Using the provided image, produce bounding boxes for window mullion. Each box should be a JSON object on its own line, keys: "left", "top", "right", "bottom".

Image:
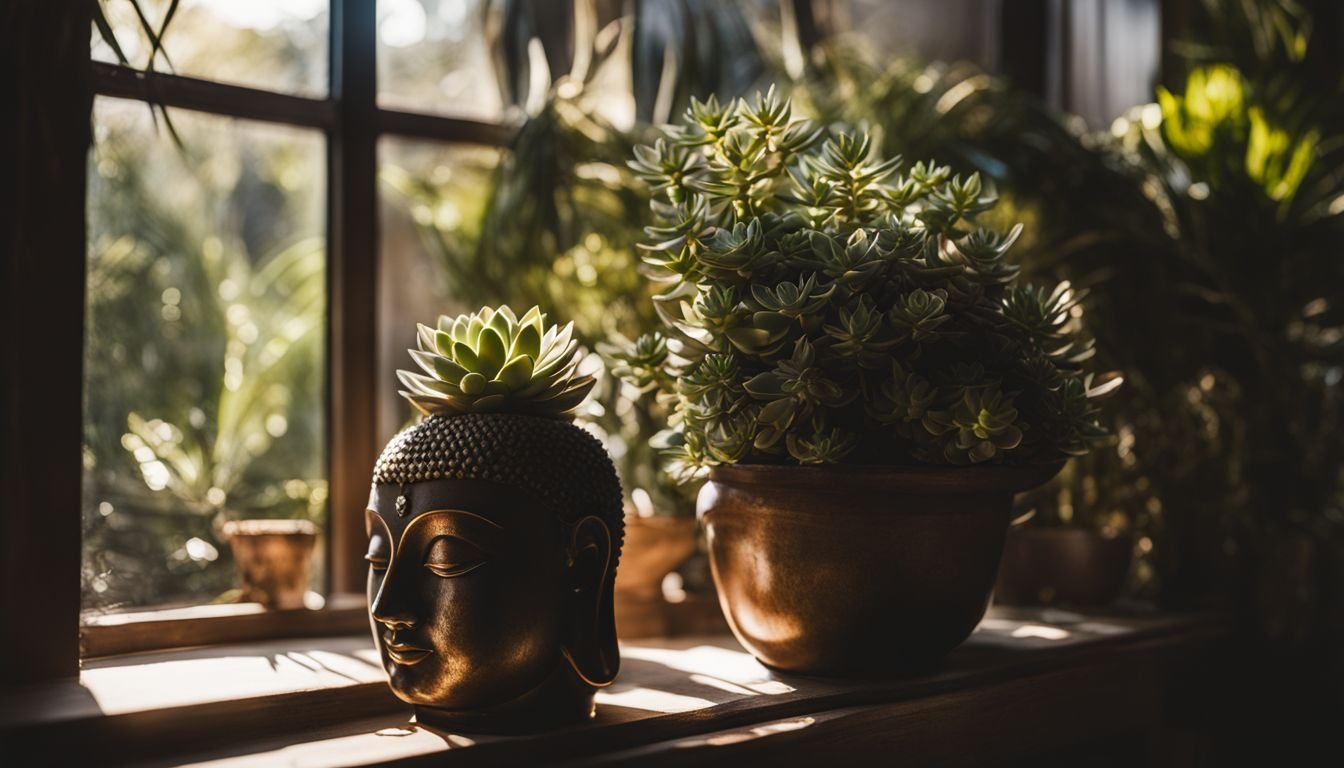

{"left": 90, "top": 62, "right": 336, "bottom": 130}
{"left": 327, "top": 0, "right": 380, "bottom": 597}
{"left": 376, "top": 107, "right": 515, "bottom": 146}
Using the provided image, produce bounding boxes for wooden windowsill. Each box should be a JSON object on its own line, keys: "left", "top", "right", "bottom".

{"left": 1, "top": 607, "right": 1226, "bottom": 766}
{"left": 79, "top": 593, "right": 370, "bottom": 658}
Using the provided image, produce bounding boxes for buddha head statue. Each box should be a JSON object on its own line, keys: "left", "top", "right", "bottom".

{"left": 367, "top": 306, "right": 624, "bottom": 732}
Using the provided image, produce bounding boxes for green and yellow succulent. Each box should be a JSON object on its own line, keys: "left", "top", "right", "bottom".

{"left": 398, "top": 305, "right": 594, "bottom": 419}
{"left": 611, "top": 89, "right": 1116, "bottom": 474}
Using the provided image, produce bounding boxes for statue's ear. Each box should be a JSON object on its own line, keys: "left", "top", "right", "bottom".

{"left": 563, "top": 515, "right": 619, "bottom": 687}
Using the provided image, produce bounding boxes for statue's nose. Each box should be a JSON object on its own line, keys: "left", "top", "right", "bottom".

{"left": 370, "top": 574, "right": 418, "bottom": 630}
{"left": 373, "top": 611, "right": 417, "bottom": 631}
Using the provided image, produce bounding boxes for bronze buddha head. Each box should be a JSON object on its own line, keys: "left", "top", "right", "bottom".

{"left": 366, "top": 412, "right": 624, "bottom": 731}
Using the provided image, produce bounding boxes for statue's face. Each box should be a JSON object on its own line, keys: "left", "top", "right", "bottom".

{"left": 365, "top": 479, "right": 571, "bottom": 710}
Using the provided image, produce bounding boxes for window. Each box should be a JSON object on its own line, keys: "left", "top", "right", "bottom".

{"left": 91, "top": 0, "right": 330, "bottom": 96}
{"left": 83, "top": 99, "right": 327, "bottom": 612}
{"left": 377, "top": 0, "right": 504, "bottom": 121}
{"left": 70, "top": 0, "right": 513, "bottom": 651}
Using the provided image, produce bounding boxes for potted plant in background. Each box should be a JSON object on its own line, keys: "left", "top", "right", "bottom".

{"left": 614, "top": 89, "right": 1117, "bottom": 675}
{"left": 995, "top": 455, "right": 1136, "bottom": 608}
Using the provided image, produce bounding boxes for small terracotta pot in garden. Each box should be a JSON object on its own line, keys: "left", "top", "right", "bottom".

{"left": 699, "top": 462, "right": 1063, "bottom": 677}
{"left": 221, "top": 519, "right": 318, "bottom": 610}
{"left": 995, "top": 527, "right": 1134, "bottom": 608}
{"left": 614, "top": 512, "right": 698, "bottom": 639}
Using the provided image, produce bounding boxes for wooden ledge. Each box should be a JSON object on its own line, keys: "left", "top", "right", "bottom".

{"left": 0, "top": 608, "right": 1225, "bottom": 766}
{"left": 0, "top": 635, "right": 398, "bottom": 765}
{"left": 80, "top": 594, "right": 369, "bottom": 657}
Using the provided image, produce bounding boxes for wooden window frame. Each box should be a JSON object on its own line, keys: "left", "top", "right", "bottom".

{"left": 2, "top": 0, "right": 515, "bottom": 681}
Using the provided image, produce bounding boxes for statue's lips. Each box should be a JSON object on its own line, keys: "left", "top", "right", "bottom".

{"left": 385, "top": 639, "right": 434, "bottom": 666}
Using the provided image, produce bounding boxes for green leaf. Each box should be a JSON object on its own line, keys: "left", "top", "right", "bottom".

{"left": 432, "top": 356, "right": 468, "bottom": 384}
{"left": 467, "top": 315, "right": 486, "bottom": 345}
{"left": 434, "top": 330, "right": 454, "bottom": 357}
{"left": 512, "top": 322, "right": 542, "bottom": 360}
{"left": 476, "top": 327, "right": 508, "bottom": 377}
{"left": 469, "top": 394, "right": 508, "bottom": 412}
{"left": 487, "top": 307, "right": 513, "bottom": 340}
{"left": 496, "top": 354, "right": 534, "bottom": 389}
{"left": 452, "top": 341, "right": 479, "bottom": 371}
{"left": 417, "top": 323, "right": 438, "bottom": 352}
{"left": 460, "top": 372, "right": 488, "bottom": 395}
{"left": 757, "top": 397, "right": 796, "bottom": 427}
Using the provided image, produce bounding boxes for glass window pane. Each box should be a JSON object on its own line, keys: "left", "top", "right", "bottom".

{"left": 849, "top": 0, "right": 1000, "bottom": 73}
{"left": 377, "top": 0, "right": 504, "bottom": 120}
{"left": 92, "top": 0, "right": 328, "bottom": 97}
{"left": 83, "top": 97, "right": 327, "bottom": 614}
{"left": 377, "top": 137, "right": 502, "bottom": 443}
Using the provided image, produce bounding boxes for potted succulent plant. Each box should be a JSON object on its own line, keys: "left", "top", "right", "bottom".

{"left": 371, "top": 305, "right": 625, "bottom": 731}
{"left": 611, "top": 90, "right": 1116, "bottom": 675}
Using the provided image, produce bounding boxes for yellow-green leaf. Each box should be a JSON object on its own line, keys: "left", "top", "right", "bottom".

{"left": 432, "top": 356, "right": 468, "bottom": 383}
{"left": 496, "top": 354, "right": 534, "bottom": 389}
{"left": 477, "top": 328, "right": 508, "bottom": 377}
{"left": 511, "top": 323, "right": 541, "bottom": 360}
{"left": 453, "top": 341, "right": 479, "bottom": 371}
{"left": 434, "top": 330, "right": 454, "bottom": 357}
{"left": 460, "top": 372, "right": 487, "bottom": 395}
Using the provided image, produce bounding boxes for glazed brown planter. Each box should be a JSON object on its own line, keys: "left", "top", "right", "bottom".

{"left": 614, "top": 512, "right": 699, "bottom": 639}
{"left": 996, "top": 528, "right": 1133, "bottom": 608}
{"left": 699, "top": 462, "right": 1062, "bottom": 676}
{"left": 222, "top": 519, "right": 318, "bottom": 610}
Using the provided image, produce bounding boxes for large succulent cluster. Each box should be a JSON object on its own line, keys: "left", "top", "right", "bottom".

{"left": 607, "top": 89, "right": 1115, "bottom": 474}
{"left": 399, "top": 305, "right": 594, "bottom": 419}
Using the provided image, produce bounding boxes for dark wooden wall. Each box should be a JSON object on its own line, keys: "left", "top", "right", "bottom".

{"left": 1, "top": 1, "right": 91, "bottom": 684}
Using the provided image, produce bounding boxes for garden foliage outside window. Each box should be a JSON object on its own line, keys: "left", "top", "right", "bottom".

{"left": 82, "top": 0, "right": 504, "bottom": 618}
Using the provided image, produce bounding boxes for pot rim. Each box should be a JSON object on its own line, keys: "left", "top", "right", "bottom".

{"left": 221, "top": 519, "right": 319, "bottom": 538}
{"left": 1007, "top": 526, "right": 1135, "bottom": 543}
{"left": 707, "top": 461, "right": 1064, "bottom": 494}
{"left": 622, "top": 511, "right": 699, "bottom": 532}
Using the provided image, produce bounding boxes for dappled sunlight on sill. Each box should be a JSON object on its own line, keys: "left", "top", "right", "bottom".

{"left": 619, "top": 644, "right": 794, "bottom": 694}
{"left": 972, "top": 607, "right": 1145, "bottom": 648}
{"left": 179, "top": 724, "right": 461, "bottom": 767}
{"left": 80, "top": 638, "right": 385, "bottom": 715}
{"left": 596, "top": 686, "right": 717, "bottom": 714}
{"left": 678, "top": 716, "right": 817, "bottom": 748}
{"left": 1011, "top": 625, "right": 1071, "bottom": 641}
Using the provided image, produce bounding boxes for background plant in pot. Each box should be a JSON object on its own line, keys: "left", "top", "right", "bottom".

{"left": 613, "top": 89, "right": 1118, "bottom": 675}
{"left": 995, "top": 453, "right": 1138, "bottom": 609}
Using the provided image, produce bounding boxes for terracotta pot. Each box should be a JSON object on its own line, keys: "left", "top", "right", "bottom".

{"left": 222, "top": 519, "right": 318, "bottom": 610}
{"left": 996, "top": 527, "right": 1133, "bottom": 608}
{"left": 614, "top": 513, "right": 699, "bottom": 639}
{"left": 698, "top": 462, "right": 1062, "bottom": 676}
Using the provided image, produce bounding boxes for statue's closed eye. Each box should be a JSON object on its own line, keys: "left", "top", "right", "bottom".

{"left": 424, "top": 536, "right": 489, "bottom": 578}
{"left": 365, "top": 531, "right": 391, "bottom": 572}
